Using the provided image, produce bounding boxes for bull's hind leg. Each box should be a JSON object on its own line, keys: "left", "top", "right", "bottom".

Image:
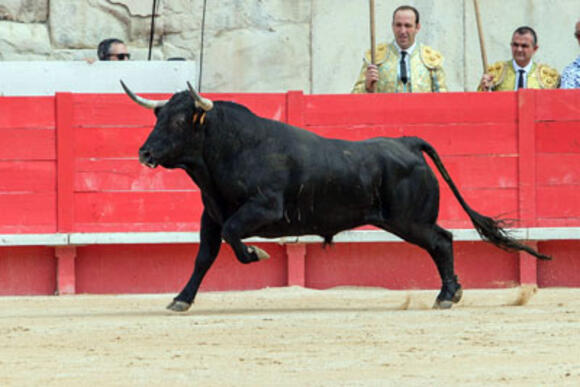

{"left": 427, "top": 225, "right": 463, "bottom": 309}
{"left": 380, "top": 223, "right": 462, "bottom": 309}
{"left": 222, "top": 195, "right": 283, "bottom": 264}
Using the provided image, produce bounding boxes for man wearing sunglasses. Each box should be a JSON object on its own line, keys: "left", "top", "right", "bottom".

{"left": 97, "top": 38, "right": 131, "bottom": 61}
{"left": 478, "top": 26, "right": 559, "bottom": 91}
{"left": 561, "top": 20, "right": 580, "bottom": 89}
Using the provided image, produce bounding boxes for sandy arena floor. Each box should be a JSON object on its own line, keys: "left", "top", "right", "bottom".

{"left": 0, "top": 286, "right": 579, "bottom": 386}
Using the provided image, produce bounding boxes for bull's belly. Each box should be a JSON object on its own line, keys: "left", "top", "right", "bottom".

{"left": 249, "top": 207, "right": 380, "bottom": 239}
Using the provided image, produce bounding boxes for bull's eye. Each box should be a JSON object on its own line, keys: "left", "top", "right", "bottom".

{"left": 173, "top": 117, "right": 187, "bottom": 128}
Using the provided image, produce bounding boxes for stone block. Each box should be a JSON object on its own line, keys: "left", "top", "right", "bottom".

{"left": 0, "top": 0, "right": 48, "bottom": 23}
{"left": 0, "top": 21, "right": 51, "bottom": 60}
{"left": 202, "top": 23, "right": 310, "bottom": 92}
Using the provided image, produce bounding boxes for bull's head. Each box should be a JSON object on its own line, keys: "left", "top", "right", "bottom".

{"left": 120, "top": 81, "right": 213, "bottom": 169}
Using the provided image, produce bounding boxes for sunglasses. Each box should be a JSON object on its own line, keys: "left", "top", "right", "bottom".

{"left": 106, "top": 53, "right": 131, "bottom": 60}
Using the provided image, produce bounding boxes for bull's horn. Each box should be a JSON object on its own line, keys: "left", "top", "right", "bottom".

{"left": 187, "top": 81, "right": 213, "bottom": 111}
{"left": 120, "top": 80, "right": 168, "bottom": 109}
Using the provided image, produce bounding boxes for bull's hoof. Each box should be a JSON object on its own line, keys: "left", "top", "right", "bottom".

{"left": 249, "top": 245, "right": 270, "bottom": 261}
{"left": 433, "top": 299, "right": 454, "bottom": 309}
{"left": 166, "top": 300, "right": 192, "bottom": 312}
{"left": 433, "top": 286, "right": 463, "bottom": 310}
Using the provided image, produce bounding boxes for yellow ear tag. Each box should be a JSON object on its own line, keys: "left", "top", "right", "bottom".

{"left": 192, "top": 112, "right": 199, "bottom": 124}
{"left": 200, "top": 113, "right": 206, "bottom": 125}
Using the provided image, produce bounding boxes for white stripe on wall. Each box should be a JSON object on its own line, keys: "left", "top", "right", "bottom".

{"left": 1, "top": 227, "right": 579, "bottom": 246}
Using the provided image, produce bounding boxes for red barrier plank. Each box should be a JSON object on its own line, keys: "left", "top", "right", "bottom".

{"left": 0, "top": 247, "right": 56, "bottom": 295}
{"left": 0, "top": 128, "right": 55, "bottom": 160}
{"left": 305, "top": 123, "right": 517, "bottom": 155}
{"left": 536, "top": 186, "right": 580, "bottom": 218}
{"left": 454, "top": 242, "right": 518, "bottom": 288}
{"left": 405, "top": 123, "right": 517, "bottom": 155}
{"left": 206, "top": 93, "right": 287, "bottom": 121}
{"left": 73, "top": 191, "right": 203, "bottom": 232}
{"left": 538, "top": 241, "right": 580, "bottom": 286}
{"left": 0, "top": 161, "right": 55, "bottom": 192}
{"left": 537, "top": 154, "right": 580, "bottom": 186}
{"left": 72, "top": 93, "right": 286, "bottom": 127}
{"left": 0, "top": 193, "right": 56, "bottom": 232}
{"left": 75, "top": 159, "right": 195, "bottom": 192}
{"left": 305, "top": 242, "right": 441, "bottom": 289}
{"left": 0, "top": 97, "right": 55, "bottom": 129}
{"left": 438, "top": 188, "right": 518, "bottom": 223}
{"left": 304, "top": 92, "right": 517, "bottom": 126}
{"left": 535, "top": 121, "right": 580, "bottom": 153}
{"left": 72, "top": 94, "right": 161, "bottom": 127}
{"left": 75, "top": 243, "right": 287, "bottom": 294}
{"left": 304, "top": 241, "right": 518, "bottom": 289}
{"left": 535, "top": 89, "right": 580, "bottom": 122}
{"left": 75, "top": 126, "right": 152, "bottom": 158}
{"left": 438, "top": 156, "right": 517, "bottom": 189}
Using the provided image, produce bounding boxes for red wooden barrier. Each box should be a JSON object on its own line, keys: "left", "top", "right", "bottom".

{"left": 1, "top": 90, "right": 579, "bottom": 295}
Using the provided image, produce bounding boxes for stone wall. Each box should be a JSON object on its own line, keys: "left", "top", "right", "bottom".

{"left": 1, "top": 0, "right": 579, "bottom": 92}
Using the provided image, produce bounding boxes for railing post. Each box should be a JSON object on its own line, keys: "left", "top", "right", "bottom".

{"left": 55, "top": 92, "right": 76, "bottom": 294}
{"left": 286, "top": 243, "right": 307, "bottom": 287}
{"left": 56, "top": 92, "right": 75, "bottom": 233}
{"left": 55, "top": 246, "right": 77, "bottom": 294}
{"left": 285, "top": 91, "right": 307, "bottom": 286}
{"left": 517, "top": 89, "right": 538, "bottom": 285}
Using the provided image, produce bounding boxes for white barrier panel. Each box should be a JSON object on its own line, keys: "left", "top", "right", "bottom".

{"left": 1, "top": 228, "right": 579, "bottom": 246}
{"left": 0, "top": 61, "right": 197, "bottom": 96}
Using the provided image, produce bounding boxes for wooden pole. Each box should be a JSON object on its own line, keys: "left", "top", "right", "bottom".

{"left": 369, "top": 0, "right": 376, "bottom": 65}
{"left": 473, "top": 0, "right": 488, "bottom": 72}
{"left": 368, "top": 0, "right": 376, "bottom": 93}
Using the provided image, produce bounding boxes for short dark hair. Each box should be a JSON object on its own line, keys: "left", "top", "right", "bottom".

{"left": 392, "top": 5, "right": 420, "bottom": 25}
{"left": 513, "top": 26, "right": 537, "bottom": 46}
{"left": 97, "top": 38, "right": 125, "bottom": 61}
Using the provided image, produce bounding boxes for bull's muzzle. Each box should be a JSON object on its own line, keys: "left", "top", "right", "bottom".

{"left": 139, "top": 148, "right": 158, "bottom": 168}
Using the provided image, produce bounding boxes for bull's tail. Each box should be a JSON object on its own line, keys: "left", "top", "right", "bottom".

{"left": 415, "top": 138, "right": 551, "bottom": 260}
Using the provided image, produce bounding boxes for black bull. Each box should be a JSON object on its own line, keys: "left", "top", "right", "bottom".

{"left": 121, "top": 81, "right": 550, "bottom": 312}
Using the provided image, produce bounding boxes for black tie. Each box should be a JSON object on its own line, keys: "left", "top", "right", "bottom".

{"left": 517, "top": 69, "right": 525, "bottom": 89}
{"left": 400, "top": 51, "right": 408, "bottom": 85}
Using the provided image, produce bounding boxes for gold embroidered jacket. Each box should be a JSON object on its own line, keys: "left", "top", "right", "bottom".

{"left": 477, "top": 61, "right": 560, "bottom": 91}
{"left": 352, "top": 42, "right": 447, "bottom": 93}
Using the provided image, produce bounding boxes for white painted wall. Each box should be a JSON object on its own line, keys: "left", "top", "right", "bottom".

{"left": 0, "top": 61, "right": 196, "bottom": 96}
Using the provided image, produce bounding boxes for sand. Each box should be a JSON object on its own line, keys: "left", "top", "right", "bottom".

{"left": 1, "top": 286, "right": 579, "bottom": 386}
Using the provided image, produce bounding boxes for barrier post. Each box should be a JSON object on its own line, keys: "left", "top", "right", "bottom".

{"left": 55, "top": 246, "right": 76, "bottom": 294}
{"left": 286, "top": 244, "right": 307, "bottom": 287}
{"left": 56, "top": 92, "right": 75, "bottom": 233}
{"left": 55, "top": 93, "right": 76, "bottom": 293}
{"left": 517, "top": 89, "right": 538, "bottom": 284}
{"left": 285, "top": 91, "right": 307, "bottom": 286}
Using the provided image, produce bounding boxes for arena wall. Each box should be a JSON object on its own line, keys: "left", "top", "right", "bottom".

{"left": 1, "top": 89, "right": 580, "bottom": 295}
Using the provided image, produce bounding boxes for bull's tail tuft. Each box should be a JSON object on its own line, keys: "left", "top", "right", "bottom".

{"left": 413, "top": 137, "right": 552, "bottom": 261}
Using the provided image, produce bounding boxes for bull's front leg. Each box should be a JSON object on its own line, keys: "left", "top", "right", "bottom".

{"left": 222, "top": 195, "right": 283, "bottom": 264}
{"left": 167, "top": 210, "right": 222, "bottom": 312}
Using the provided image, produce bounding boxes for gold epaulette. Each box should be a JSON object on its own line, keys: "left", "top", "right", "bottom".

{"left": 364, "top": 43, "right": 388, "bottom": 64}
{"left": 537, "top": 64, "right": 560, "bottom": 89}
{"left": 420, "top": 45, "right": 444, "bottom": 69}
{"left": 486, "top": 61, "right": 507, "bottom": 87}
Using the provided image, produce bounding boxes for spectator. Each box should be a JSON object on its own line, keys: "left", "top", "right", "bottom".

{"left": 352, "top": 5, "right": 447, "bottom": 93}
{"left": 561, "top": 20, "right": 580, "bottom": 89}
{"left": 97, "top": 38, "right": 131, "bottom": 61}
{"left": 478, "top": 26, "right": 559, "bottom": 91}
